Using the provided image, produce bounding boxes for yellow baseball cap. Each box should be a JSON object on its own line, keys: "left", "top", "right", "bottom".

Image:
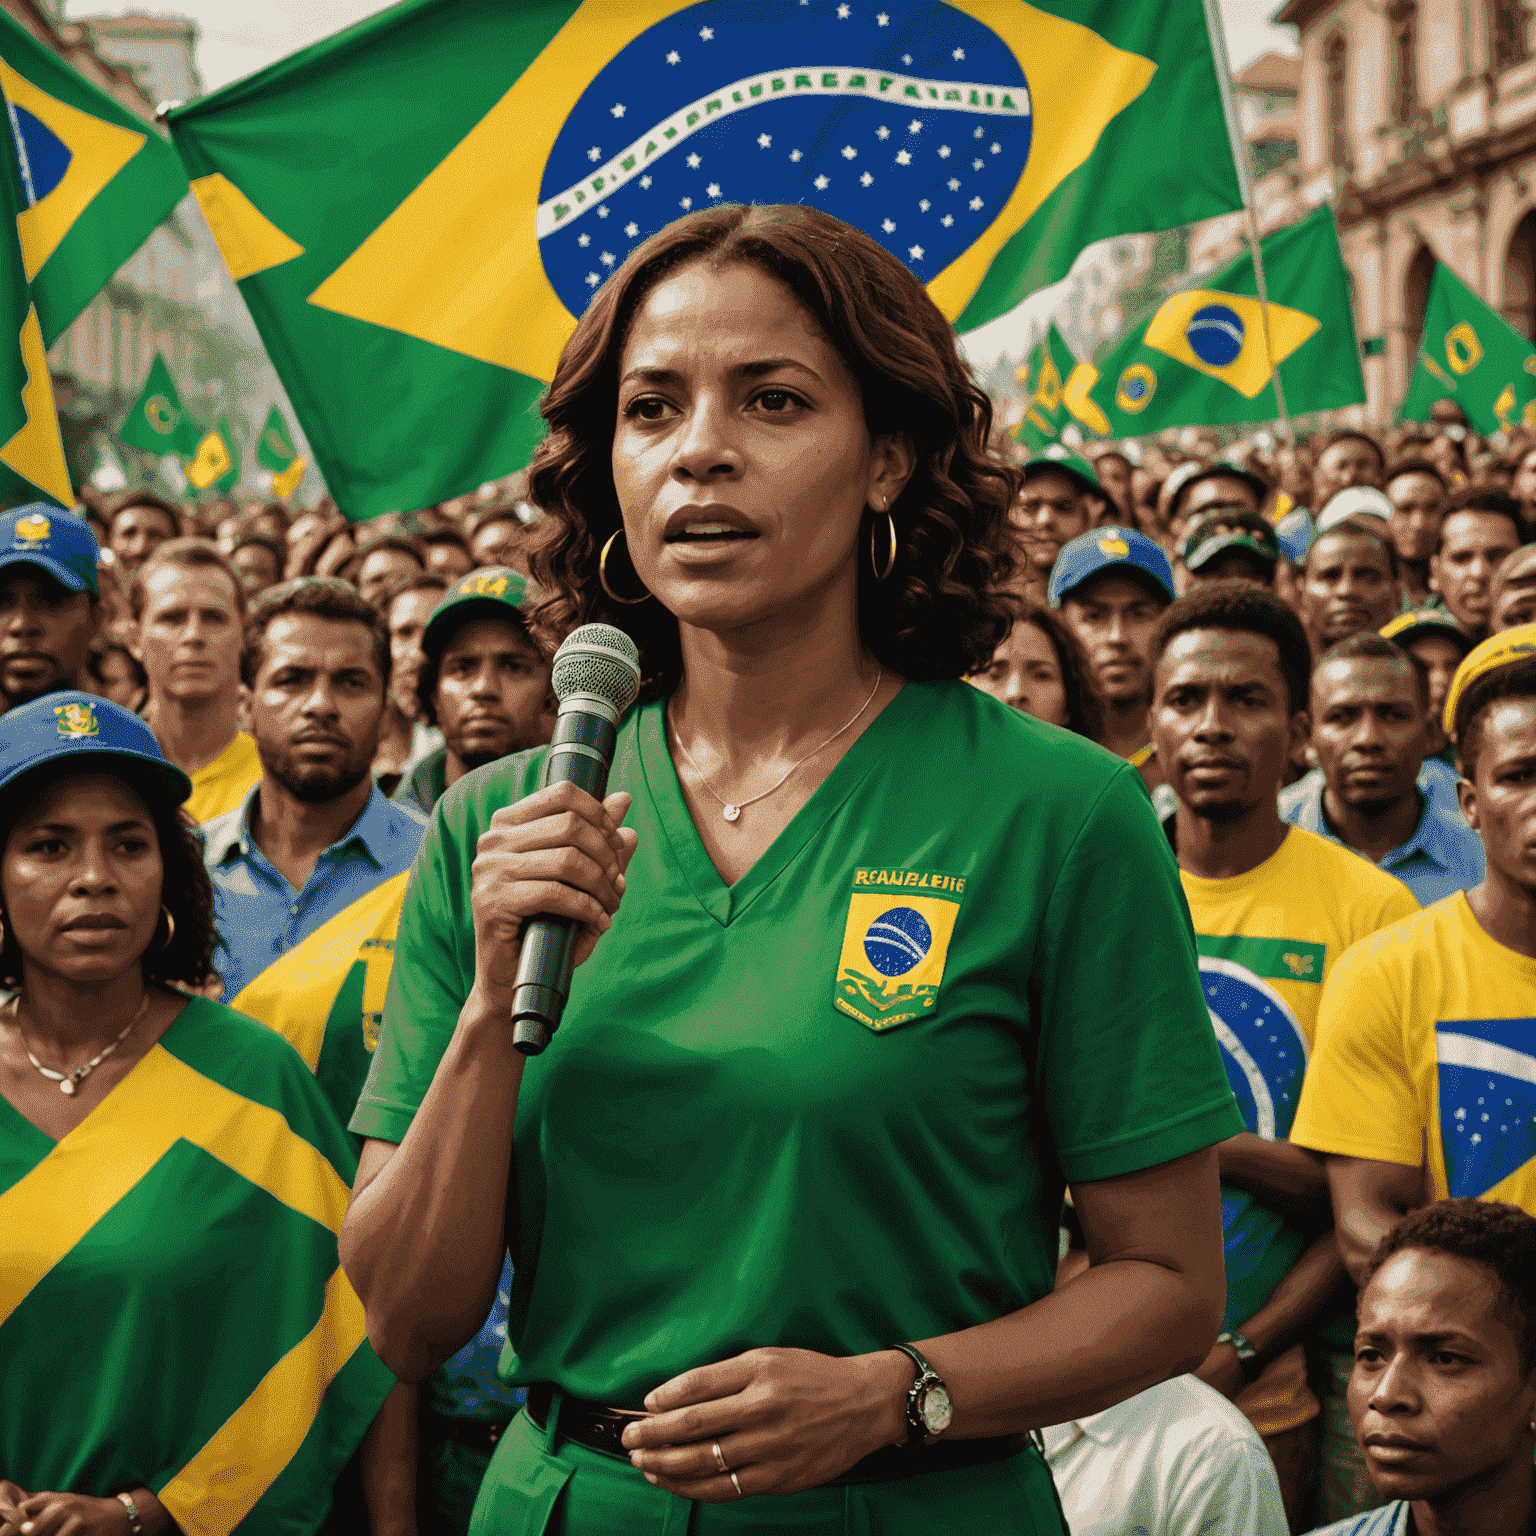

{"left": 1442, "top": 623, "right": 1536, "bottom": 740}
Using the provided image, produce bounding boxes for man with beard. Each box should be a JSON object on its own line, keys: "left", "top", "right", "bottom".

{"left": 202, "top": 577, "right": 426, "bottom": 1128}
{"left": 0, "top": 506, "right": 101, "bottom": 716}
{"left": 1148, "top": 584, "right": 1418, "bottom": 1528}
{"left": 393, "top": 567, "right": 554, "bottom": 817}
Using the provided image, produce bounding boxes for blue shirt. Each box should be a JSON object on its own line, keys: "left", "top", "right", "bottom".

{"left": 203, "top": 783, "right": 426, "bottom": 1003}
{"left": 1305, "top": 1502, "right": 1408, "bottom": 1536}
{"left": 427, "top": 1256, "right": 526, "bottom": 1423}
{"left": 1277, "top": 763, "right": 1485, "bottom": 907}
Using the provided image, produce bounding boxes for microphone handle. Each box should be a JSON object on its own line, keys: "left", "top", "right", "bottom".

{"left": 510, "top": 704, "right": 619, "bottom": 1055}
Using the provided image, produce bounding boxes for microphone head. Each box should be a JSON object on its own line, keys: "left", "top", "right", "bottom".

{"left": 551, "top": 623, "right": 641, "bottom": 713}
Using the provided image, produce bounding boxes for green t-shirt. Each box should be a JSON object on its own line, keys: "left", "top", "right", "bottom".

{"left": 353, "top": 679, "right": 1241, "bottom": 1406}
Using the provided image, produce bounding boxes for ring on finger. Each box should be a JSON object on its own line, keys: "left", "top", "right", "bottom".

{"left": 712, "top": 1442, "right": 729, "bottom": 1474}
{"left": 730, "top": 1471, "right": 743, "bottom": 1499}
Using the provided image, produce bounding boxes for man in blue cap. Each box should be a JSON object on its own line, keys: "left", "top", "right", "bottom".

{"left": 1049, "top": 524, "right": 1177, "bottom": 808}
{"left": 0, "top": 506, "right": 101, "bottom": 717}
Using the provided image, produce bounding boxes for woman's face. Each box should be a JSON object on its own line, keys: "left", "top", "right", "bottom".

{"left": 968, "top": 620, "right": 1068, "bottom": 727}
{"left": 2, "top": 772, "right": 163, "bottom": 985}
{"left": 612, "top": 260, "right": 912, "bottom": 640}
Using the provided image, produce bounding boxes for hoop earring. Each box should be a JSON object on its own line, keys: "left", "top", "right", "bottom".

{"left": 870, "top": 508, "right": 897, "bottom": 583}
{"left": 158, "top": 906, "right": 175, "bottom": 950}
{"left": 599, "top": 530, "right": 653, "bottom": 605}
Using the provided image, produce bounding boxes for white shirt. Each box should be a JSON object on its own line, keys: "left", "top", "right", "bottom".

{"left": 1041, "top": 1374, "right": 1289, "bottom": 1536}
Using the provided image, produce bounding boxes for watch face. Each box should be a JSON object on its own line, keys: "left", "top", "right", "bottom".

{"left": 918, "top": 1382, "right": 953, "bottom": 1434}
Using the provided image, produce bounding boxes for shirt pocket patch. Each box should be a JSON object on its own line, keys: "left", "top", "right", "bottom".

{"left": 833, "top": 870, "right": 964, "bottom": 1032}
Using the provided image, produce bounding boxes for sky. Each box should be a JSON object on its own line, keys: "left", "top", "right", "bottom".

{"left": 65, "top": 0, "right": 1300, "bottom": 95}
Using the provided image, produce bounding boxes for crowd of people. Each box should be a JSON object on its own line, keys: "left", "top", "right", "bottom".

{"left": 2, "top": 317, "right": 1535, "bottom": 1536}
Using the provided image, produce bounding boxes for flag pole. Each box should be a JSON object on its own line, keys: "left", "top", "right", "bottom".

{"left": 1200, "top": 0, "right": 1295, "bottom": 442}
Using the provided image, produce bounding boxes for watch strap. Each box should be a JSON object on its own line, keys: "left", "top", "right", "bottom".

{"left": 1217, "top": 1329, "right": 1264, "bottom": 1383}
{"left": 893, "top": 1343, "right": 938, "bottom": 1446}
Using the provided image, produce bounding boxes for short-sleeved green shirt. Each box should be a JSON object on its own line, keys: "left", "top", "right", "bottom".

{"left": 353, "top": 680, "right": 1241, "bottom": 1406}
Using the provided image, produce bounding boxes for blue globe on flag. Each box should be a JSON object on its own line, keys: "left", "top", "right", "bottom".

{"left": 1200, "top": 958, "right": 1307, "bottom": 1142}
{"left": 1185, "top": 303, "right": 1245, "bottom": 368}
{"left": 864, "top": 906, "right": 933, "bottom": 978}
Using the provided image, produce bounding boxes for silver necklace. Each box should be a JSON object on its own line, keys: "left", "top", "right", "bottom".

{"left": 11, "top": 992, "right": 150, "bottom": 1095}
{"left": 669, "top": 667, "right": 882, "bottom": 822}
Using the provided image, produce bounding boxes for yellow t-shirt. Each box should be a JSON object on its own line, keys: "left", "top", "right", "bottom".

{"left": 184, "top": 731, "right": 263, "bottom": 825}
{"left": 1181, "top": 827, "right": 1418, "bottom": 1333}
{"left": 1292, "top": 894, "right": 1536, "bottom": 1210}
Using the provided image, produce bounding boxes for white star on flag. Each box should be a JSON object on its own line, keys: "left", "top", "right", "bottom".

{"left": 578, "top": 233, "right": 590, "bottom": 246}
{"left": 947, "top": 178, "right": 960, "bottom": 190}
{"left": 941, "top": 214, "right": 953, "bottom": 226}
{"left": 611, "top": 105, "right": 625, "bottom": 118}
{"left": 699, "top": 27, "right": 713, "bottom": 39}
{"left": 687, "top": 153, "right": 702, "bottom": 168}
{"left": 909, "top": 120, "right": 923, "bottom": 133}
{"left": 588, "top": 147, "right": 601, "bottom": 161}
{"left": 969, "top": 196, "right": 983, "bottom": 209}
{"left": 586, "top": 272, "right": 600, "bottom": 286}
{"left": 790, "top": 149, "right": 803, "bottom": 161}
{"left": 909, "top": 245, "right": 924, "bottom": 259}
{"left": 842, "top": 145, "right": 857, "bottom": 159}
{"left": 625, "top": 222, "right": 639, "bottom": 236}
{"left": 938, "top": 146, "right": 951, "bottom": 158}
{"left": 882, "top": 218, "right": 896, "bottom": 232}
{"left": 919, "top": 198, "right": 930, "bottom": 210}
{"left": 814, "top": 174, "right": 829, "bottom": 189}
{"left": 640, "top": 175, "right": 652, "bottom": 187}
{"left": 860, "top": 171, "right": 874, "bottom": 186}
{"left": 667, "top": 50, "right": 680, "bottom": 63}
{"left": 877, "top": 11, "right": 889, "bottom": 23}
{"left": 974, "top": 127, "right": 984, "bottom": 138}
{"left": 680, "top": 197, "right": 692, "bottom": 208}
{"left": 877, "top": 126, "right": 890, "bottom": 140}
{"left": 598, "top": 207, "right": 610, "bottom": 217}
{"left": 896, "top": 150, "right": 911, "bottom": 165}
{"left": 952, "top": 47, "right": 964, "bottom": 59}
{"left": 707, "top": 183, "right": 720, "bottom": 196}
{"left": 837, "top": 2, "right": 850, "bottom": 14}
{"left": 758, "top": 134, "right": 772, "bottom": 147}
{"left": 991, "top": 143, "right": 1001, "bottom": 154}
{"left": 601, "top": 252, "right": 615, "bottom": 266}
{"left": 902, "top": 54, "right": 911, "bottom": 63}
{"left": 973, "top": 158, "right": 984, "bottom": 170}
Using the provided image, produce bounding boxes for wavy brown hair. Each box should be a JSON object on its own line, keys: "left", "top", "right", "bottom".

{"left": 526, "top": 203, "right": 1020, "bottom": 698}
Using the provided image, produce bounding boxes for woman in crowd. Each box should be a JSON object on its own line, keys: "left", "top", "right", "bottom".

{"left": 342, "top": 203, "right": 1239, "bottom": 1533}
{"left": 968, "top": 606, "right": 1102, "bottom": 739}
{"left": 0, "top": 693, "right": 399, "bottom": 1536}
{"left": 1308, "top": 1199, "right": 1536, "bottom": 1535}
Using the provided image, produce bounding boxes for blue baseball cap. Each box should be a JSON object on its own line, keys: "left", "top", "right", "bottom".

{"left": 1049, "top": 526, "right": 1176, "bottom": 608}
{"left": 0, "top": 505, "right": 99, "bottom": 596}
{"left": 0, "top": 691, "right": 191, "bottom": 805}
{"left": 1274, "top": 506, "right": 1316, "bottom": 565}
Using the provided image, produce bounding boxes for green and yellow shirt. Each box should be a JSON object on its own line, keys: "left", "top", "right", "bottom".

{"left": 355, "top": 680, "right": 1241, "bottom": 1406}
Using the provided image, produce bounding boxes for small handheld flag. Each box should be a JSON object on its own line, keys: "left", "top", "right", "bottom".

{"left": 1400, "top": 261, "right": 1536, "bottom": 435}
{"left": 255, "top": 403, "right": 306, "bottom": 497}
{"left": 186, "top": 417, "right": 239, "bottom": 494}
{"left": 119, "top": 352, "right": 199, "bottom": 459}
{"left": 0, "top": 11, "right": 188, "bottom": 345}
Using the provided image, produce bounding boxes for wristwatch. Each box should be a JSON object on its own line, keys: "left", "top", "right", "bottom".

{"left": 892, "top": 1343, "right": 953, "bottom": 1444}
{"left": 1217, "top": 1329, "right": 1264, "bottom": 1383}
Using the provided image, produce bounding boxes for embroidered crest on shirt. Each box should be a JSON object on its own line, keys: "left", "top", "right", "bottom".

{"left": 834, "top": 868, "right": 964, "bottom": 1031}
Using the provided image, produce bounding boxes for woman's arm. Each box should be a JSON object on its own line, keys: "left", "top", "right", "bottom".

{"left": 622, "top": 1144, "right": 1226, "bottom": 1500}
{"left": 360, "top": 1383, "right": 417, "bottom": 1536}
{"left": 339, "top": 783, "right": 636, "bottom": 1383}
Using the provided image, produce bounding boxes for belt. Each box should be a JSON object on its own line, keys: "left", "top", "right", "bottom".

{"left": 422, "top": 1411, "right": 514, "bottom": 1457}
{"left": 524, "top": 1383, "right": 1027, "bottom": 1487}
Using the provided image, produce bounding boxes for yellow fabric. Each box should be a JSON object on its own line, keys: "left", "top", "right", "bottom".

{"left": 1180, "top": 827, "right": 1419, "bottom": 1048}
{"left": 1292, "top": 894, "right": 1536, "bottom": 1209}
{"left": 1442, "top": 621, "right": 1536, "bottom": 738}
{"left": 184, "top": 731, "right": 263, "bottom": 825}
{"left": 231, "top": 870, "right": 410, "bottom": 1071}
{"left": 0, "top": 1042, "right": 352, "bottom": 1328}
{"left": 156, "top": 1267, "right": 368, "bottom": 1536}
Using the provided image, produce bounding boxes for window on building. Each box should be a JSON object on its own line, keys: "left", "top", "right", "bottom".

{"left": 1505, "top": 211, "right": 1536, "bottom": 339}
{"left": 1326, "top": 32, "right": 1352, "bottom": 170}
{"left": 1405, "top": 244, "right": 1436, "bottom": 363}
{"left": 1489, "top": 1, "right": 1529, "bottom": 71}
{"left": 1389, "top": 1, "right": 1418, "bottom": 123}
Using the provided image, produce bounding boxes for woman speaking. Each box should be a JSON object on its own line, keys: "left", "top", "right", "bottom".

{"left": 342, "top": 205, "right": 1241, "bottom": 1533}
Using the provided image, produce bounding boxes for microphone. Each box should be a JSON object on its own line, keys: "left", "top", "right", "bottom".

{"left": 510, "top": 623, "right": 641, "bottom": 1055}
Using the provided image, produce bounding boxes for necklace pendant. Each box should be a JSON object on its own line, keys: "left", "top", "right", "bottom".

{"left": 59, "top": 1078, "right": 76, "bottom": 1096}
{"left": 723, "top": 804, "right": 742, "bottom": 823}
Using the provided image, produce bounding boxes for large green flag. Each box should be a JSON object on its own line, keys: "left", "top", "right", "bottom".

{"left": 0, "top": 10, "right": 188, "bottom": 345}
{"left": 1401, "top": 261, "right": 1536, "bottom": 434}
{"left": 166, "top": 0, "right": 1241, "bottom": 522}
{"left": 119, "top": 351, "right": 199, "bottom": 458}
{"left": 0, "top": 86, "right": 72, "bottom": 509}
{"left": 1013, "top": 323, "right": 1077, "bottom": 451}
{"left": 255, "top": 403, "right": 307, "bottom": 498}
{"left": 1073, "top": 205, "right": 1364, "bottom": 436}
{"left": 186, "top": 415, "right": 240, "bottom": 494}
{"left": 0, "top": 999, "right": 396, "bottom": 1535}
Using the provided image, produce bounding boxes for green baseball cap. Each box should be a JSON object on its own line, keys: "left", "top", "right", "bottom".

{"left": 1022, "top": 450, "right": 1101, "bottom": 499}
{"left": 421, "top": 566, "right": 541, "bottom": 660}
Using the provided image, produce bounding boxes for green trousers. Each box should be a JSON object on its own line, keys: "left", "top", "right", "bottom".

{"left": 467, "top": 1398, "right": 1069, "bottom": 1535}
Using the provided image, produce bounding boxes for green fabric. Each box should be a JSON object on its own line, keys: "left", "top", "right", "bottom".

{"left": 256, "top": 403, "right": 299, "bottom": 470}
{"left": 0, "top": 10, "right": 188, "bottom": 344}
{"left": 1080, "top": 205, "right": 1365, "bottom": 434}
{"left": 165, "top": 0, "right": 1241, "bottom": 523}
{"left": 419, "top": 1419, "right": 496, "bottom": 1536}
{"left": 354, "top": 680, "right": 1241, "bottom": 1406}
{"left": 393, "top": 744, "right": 448, "bottom": 818}
{"left": 469, "top": 1407, "right": 1068, "bottom": 1534}
{"left": 119, "top": 350, "right": 200, "bottom": 457}
{"left": 1400, "top": 260, "right": 1536, "bottom": 434}
{"left": 0, "top": 998, "right": 395, "bottom": 1535}
{"left": 1196, "top": 933, "right": 1326, "bottom": 987}
{"left": 1011, "top": 323, "right": 1078, "bottom": 451}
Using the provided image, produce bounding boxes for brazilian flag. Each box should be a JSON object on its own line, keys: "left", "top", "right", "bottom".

{"left": 120, "top": 351, "right": 199, "bottom": 458}
{"left": 186, "top": 415, "right": 240, "bottom": 494}
{"left": 1013, "top": 323, "right": 1077, "bottom": 450}
{"left": 0, "top": 10, "right": 187, "bottom": 345}
{"left": 0, "top": 1001, "right": 395, "bottom": 1536}
{"left": 256, "top": 403, "right": 307, "bottom": 498}
{"left": 1075, "top": 205, "right": 1364, "bottom": 435}
{"left": 166, "top": 0, "right": 1242, "bottom": 522}
{"left": 1400, "top": 261, "right": 1536, "bottom": 435}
